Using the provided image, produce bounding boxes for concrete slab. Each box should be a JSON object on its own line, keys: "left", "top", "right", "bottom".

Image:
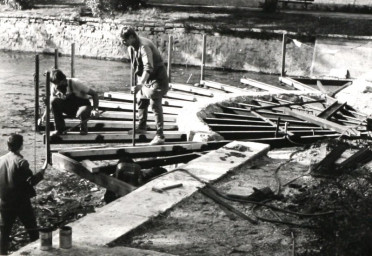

{"left": 13, "top": 141, "right": 269, "bottom": 255}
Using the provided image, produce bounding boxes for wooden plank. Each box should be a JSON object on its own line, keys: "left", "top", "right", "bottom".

{"left": 52, "top": 153, "right": 136, "bottom": 196}
{"left": 60, "top": 119, "right": 177, "bottom": 131}
{"left": 169, "top": 82, "right": 220, "bottom": 97}
{"left": 201, "top": 80, "right": 245, "bottom": 93}
{"left": 81, "top": 159, "right": 100, "bottom": 173}
{"left": 330, "top": 82, "right": 352, "bottom": 97}
{"left": 204, "top": 117, "right": 271, "bottom": 125}
{"left": 248, "top": 99, "right": 325, "bottom": 111}
{"left": 89, "top": 153, "right": 204, "bottom": 173}
{"left": 59, "top": 142, "right": 207, "bottom": 160}
{"left": 337, "top": 148, "right": 372, "bottom": 171}
{"left": 49, "top": 131, "right": 187, "bottom": 144}
{"left": 240, "top": 78, "right": 286, "bottom": 92}
{"left": 104, "top": 92, "right": 192, "bottom": 108}
{"left": 97, "top": 100, "right": 180, "bottom": 115}
{"left": 209, "top": 124, "right": 325, "bottom": 131}
{"left": 311, "top": 144, "right": 348, "bottom": 173}
{"left": 212, "top": 112, "right": 317, "bottom": 126}
{"left": 316, "top": 80, "right": 328, "bottom": 94}
{"left": 99, "top": 111, "right": 176, "bottom": 122}
{"left": 220, "top": 105, "right": 298, "bottom": 120}
{"left": 317, "top": 101, "right": 347, "bottom": 120}
{"left": 279, "top": 76, "right": 318, "bottom": 92}
{"left": 283, "top": 108, "right": 360, "bottom": 136}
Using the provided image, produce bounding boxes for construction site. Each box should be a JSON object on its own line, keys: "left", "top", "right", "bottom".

{"left": 0, "top": 0, "right": 371, "bottom": 255}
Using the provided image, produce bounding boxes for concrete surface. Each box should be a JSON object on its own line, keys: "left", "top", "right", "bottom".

{"left": 13, "top": 141, "right": 270, "bottom": 255}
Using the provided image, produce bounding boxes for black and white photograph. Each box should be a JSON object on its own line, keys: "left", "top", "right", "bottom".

{"left": 0, "top": 0, "right": 371, "bottom": 255}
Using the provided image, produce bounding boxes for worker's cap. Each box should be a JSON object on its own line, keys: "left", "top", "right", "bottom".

{"left": 50, "top": 69, "right": 66, "bottom": 84}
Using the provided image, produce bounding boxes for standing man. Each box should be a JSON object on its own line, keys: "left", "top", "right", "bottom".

{"left": 0, "top": 134, "right": 45, "bottom": 255}
{"left": 38, "top": 69, "right": 100, "bottom": 135}
{"left": 120, "top": 27, "right": 169, "bottom": 145}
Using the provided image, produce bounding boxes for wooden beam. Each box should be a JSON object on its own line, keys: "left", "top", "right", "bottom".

{"left": 279, "top": 76, "right": 318, "bottom": 92}
{"left": 240, "top": 78, "right": 286, "bottom": 92}
{"left": 283, "top": 108, "right": 359, "bottom": 136}
{"left": 169, "top": 82, "right": 223, "bottom": 97}
{"left": 201, "top": 80, "right": 245, "bottom": 94}
{"left": 48, "top": 131, "right": 187, "bottom": 144}
{"left": 97, "top": 100, "right": 180, "bottom": 115}
{"left": 52, "top": 153, "right": 136, "bottom": 196}
{"left": 311, "top": 144, "right": 348, "bottom": 174}
{"left": 317, "top": 101, "right": 347, "bottom": 120}
{"left": 316, "top": 80, "right": 328, "bottom": 94}
{"left": 59, "top": 119, "right": 177, "bottom": 131}
{"left": 99, "top": 111, "right": 176, "bottom": 122}
{"left": 329, "top": 82, "right": 352, "bottom": 97}
{"left": 81, "top": 159, "right": 100, "bottom": 173}
{"left": 248, "top": 99, "right": 325, "bottom": 111}
{"left": 104, "top": 92, "right": 191, "bottom": 108}
{"left": 59, "top": 142, "right": 207, "bottom": 160}
{"left": 251, "top": 110, "right": 295, "bottom": 136}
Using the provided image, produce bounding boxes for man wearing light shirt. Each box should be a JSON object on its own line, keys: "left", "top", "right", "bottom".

{"left": 120, "top": 27, "right": 169, "bottom": 145}
{"left": 39, "top": 69, "right": 100, "bottom": 135}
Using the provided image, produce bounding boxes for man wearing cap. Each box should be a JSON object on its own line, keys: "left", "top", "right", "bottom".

{"left": 39, "top": 69, "right": 100, "bottom": 135}
{"left": 120, "top": 27, "right": 169, "bottom": 145}
{"left": 0, "top": 134, "right": 45, "bottom": 255}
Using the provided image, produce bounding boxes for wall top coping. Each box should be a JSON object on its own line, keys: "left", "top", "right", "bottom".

{"left": 0, "top": 14, "right": 371, "bottom": 40}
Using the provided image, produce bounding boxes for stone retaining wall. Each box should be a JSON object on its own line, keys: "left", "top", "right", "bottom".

{"left": 0, "top": 15, "right": 370, "bottom": 77}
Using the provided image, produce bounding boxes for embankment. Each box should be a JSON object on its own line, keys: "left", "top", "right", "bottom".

{"left": 0, "top": 14, "right": 371, "bottom": 78}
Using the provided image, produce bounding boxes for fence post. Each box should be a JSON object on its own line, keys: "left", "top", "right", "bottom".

{"left": 71, "top": 43, "right": 75, "bottom": 78}
{"left": 200, "top": 34, "right": 206, "bottom": 82}
{"left": 167, "top": 35, "right": 173, "bottom": 83}
{"left": 45, "top": 72, "right": 51, "bottom": 164}
{"left": 281, "top": 32, "right": 287, "bottom": 77}
{"left": 54, "top": 49, "right": 59, "bottom": 69}
{"left": 34, "top": 55, "right": 39, "bottom": 132}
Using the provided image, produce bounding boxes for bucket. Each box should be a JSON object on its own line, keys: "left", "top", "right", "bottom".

{"left": 59, "top": 226, "right": 72, "bottom": 249}
{"left": 39, "top": 228, "right": 53, "bottom": 251}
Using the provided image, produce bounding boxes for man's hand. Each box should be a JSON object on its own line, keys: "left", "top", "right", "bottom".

{"left": 91, "top": 109, "right": 100, "bottom": 117}
{"left": 134, "top": 84, "right": 143, "bottom": 94}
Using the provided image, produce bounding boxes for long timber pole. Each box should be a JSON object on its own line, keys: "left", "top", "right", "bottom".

{"left": 71, "top": 43, "right": 75, "bottom": 78}
{"left": 200, "top": 34, "right": 206, "bottom": 81}
{"left": 167, "top": 35, "right": 173, "bottom": 83}
{"left": 281, "top": 32, "right": 287, "bottom": 77}
{"left": 34, "top": 55, "right": 39, "bottom": 132}
{"left": 45, "top": 72, "right": 51, "bottom": 164}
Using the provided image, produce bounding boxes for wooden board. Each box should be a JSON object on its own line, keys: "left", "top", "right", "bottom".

{"left": 240, "top": 77, "right": 286, "bottom": 92}
{"left": 59, "top": 142, "right": 207, "bottom": 160}
{"left": 201, "top": 80, "right": 245, "bottom": 93}
{"left": 97, "top": 100, "right": 180, "bottom": 115}
{"left": 283, "top": 108, "right": 360, "bottom": 136}
{"left": 60, "top": 119, "right": 177, "bottom": 131}
{"left": 104, "top": 92, "right": 192, "bottom": 108}
{"left": 52, "top": 153, "right": 136, "bottom": 196}
{"left": 169, "top": 82, "right": 221, "bottom": 97}
{"left": 49, "top": 131, "right": 187, "bottom": 144}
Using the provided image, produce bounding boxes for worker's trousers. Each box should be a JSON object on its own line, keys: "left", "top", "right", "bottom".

{"left": 0, "top": 201, "right": 38, "bottom": 255}
{"left": 51, "top": 95, "right": 91, "bottom": 133}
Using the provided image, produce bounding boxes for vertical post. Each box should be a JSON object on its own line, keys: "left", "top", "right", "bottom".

{"left": 275, "top": 117, "right": 281, "bottom": 138}
{"left": 54, "top": 48, "right": 59, "bottom": 69}
{"left": 167, "top": 35, "right": 173, "bottom": 83}
{"left": 45, "top": 72, "right": 51, "bottom": 164}
{"left": 281, "top": 32, "right": 287, "bottom": 77}
{"left": 71, "top": 43, "right": 75, "bottom": 78}
{"left": 34, "top": 55, "right": 39, "bottom": 132}
{"left": 200, "top": 34, "right": 206, "bottom": 82}
{"left": 131, "top": 64, "right": 136, "bottom": 146}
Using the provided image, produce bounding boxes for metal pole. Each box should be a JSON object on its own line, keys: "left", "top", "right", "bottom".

{"left": 54, "top": 48, "right": 59, "bottom": 69}
{"left": 200, "top": 34, "right": 206, "bottom": 82}
{"left": 45, "top": 72, "right": 51, "bottom": 164}
{"left": 167, "top": 35, "right": 173, "bottom": 83}
{"left": 281, "top": 32, "right": 287, "bottom": 77}
{"left": 34, "top": 55, "right": 39, "bottom": 132}
{"left": 131, "top": 64, "right": 136, "bottom": 146}
{"left": 71, "top": 43, "right": 75, "bottom": 78}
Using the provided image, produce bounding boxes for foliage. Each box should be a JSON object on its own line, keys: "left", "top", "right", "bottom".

{"left": 1, "top": 0, "right": 33, "bottom": 9}
{"left": 84, "top": 0, "right": 147, "bottom": 17}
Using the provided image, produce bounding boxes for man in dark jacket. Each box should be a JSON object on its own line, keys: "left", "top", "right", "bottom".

{"left": 0, "top": 134, "right": 45, "bottom": 255}
{"left": 120, "top": 27, "right": 169, "bottom": 145}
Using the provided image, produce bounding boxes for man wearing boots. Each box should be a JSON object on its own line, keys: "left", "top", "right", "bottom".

{"left": 120, "top": 27, "right": 169, "bottom": 145}
{"left": 0, "top": 134, "right": 45, "bottom": 255}
{"left": 39, "top": 69, "right": 100, "bottom": 135}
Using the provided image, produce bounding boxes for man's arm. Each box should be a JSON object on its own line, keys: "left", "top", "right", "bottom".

{"left": 134, "top": 45, "right": 153, "bottom": 93}
{"left": 17, "top": 159, "right": 45, "bottom": 187}
{"left": 87, "top": 88, "right": 100, "bottom": 117}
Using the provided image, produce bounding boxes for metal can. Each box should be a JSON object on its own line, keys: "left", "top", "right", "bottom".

{"left": 39, "top": 228, "right": 53, "bottom": 251}
{"left": 59, "top": 226, "right": 72, "bottom": 249}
